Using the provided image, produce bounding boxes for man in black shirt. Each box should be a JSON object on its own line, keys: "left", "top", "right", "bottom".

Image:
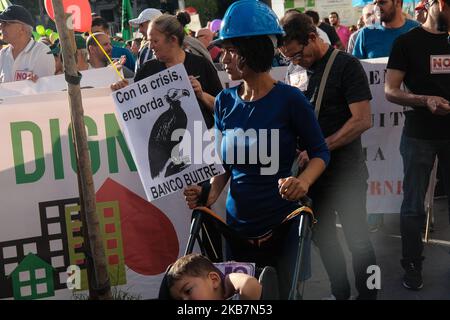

{"left": 385, "top": 0, "right": 450, "bottom": 291}
{"left": 280, "top": 13, "right": 377, "bottom": 300}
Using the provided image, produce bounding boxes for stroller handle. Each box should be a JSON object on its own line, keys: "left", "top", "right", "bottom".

{"left": 298, "top": 195, "right": 312, "bottom": 209}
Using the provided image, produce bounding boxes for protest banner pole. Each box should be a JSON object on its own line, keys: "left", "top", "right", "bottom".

{"left": 51, "top": 0, "right": 112, "bottom": 299}
{"left": 424, "top": 157, "right": 438, "bottom": 243}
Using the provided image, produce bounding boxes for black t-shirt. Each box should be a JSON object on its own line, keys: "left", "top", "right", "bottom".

{"left": 135, "top": 52, "right": 223, "bottom": 129}
{"left": 387, "top": 27, "right": 450, "bottom": 140}
{"left": 304, "top": 47, "right": 372, "bottom": 180}
{"left": 319, "top": 23, "right": 341, "bottom": 47}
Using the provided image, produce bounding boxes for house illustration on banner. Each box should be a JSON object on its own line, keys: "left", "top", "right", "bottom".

{"left": 10, "top": 253, "right": 54, "bottom": 300}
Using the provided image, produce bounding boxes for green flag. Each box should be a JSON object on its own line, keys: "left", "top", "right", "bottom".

{"left": 0, "top": 0, "right": 12, "bottom": 12}
{"left": 121, "top": 0, "right": 133, "bottom": 41}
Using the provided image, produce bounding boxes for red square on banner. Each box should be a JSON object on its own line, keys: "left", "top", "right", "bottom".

{"left": 103, "top": 208, "right": 114, "bottom": 218}
{"left": 105, "top": 223, "right": 115, "bottom": 233}
{"left": 108, "top": 255, "right": 119, "bottom": 265}
{"left": 107, "top": 239, "right": 117, "bottom": 250}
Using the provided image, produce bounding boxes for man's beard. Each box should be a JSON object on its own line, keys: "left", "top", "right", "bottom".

{"left": 102, "top": 55, "right": 111, "bottom": 65}
{"left": 437, "top": 11, "right": 449, "bottom": 33}
{"left": 381, "top": 9, "right": 396, "bottom": 23}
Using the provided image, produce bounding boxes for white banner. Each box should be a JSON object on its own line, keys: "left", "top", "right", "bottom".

{"left": 0, "top": 67, "right": 121, "bottom": 98}
{"left": 0, "top": 88, "right": 202, "bottom": 300}
{"left": 361, "top": 58, "right": 404, "bottom": 214}
{"left": 112, "top": 64, "right": 224, "bottom": 201}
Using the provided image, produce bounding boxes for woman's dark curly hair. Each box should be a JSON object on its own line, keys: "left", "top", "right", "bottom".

{"left": 176, "top": 11, "right": 191, "bottom": 27}
{"left": 230, "top": 35, "right": 276, "bottom": 73}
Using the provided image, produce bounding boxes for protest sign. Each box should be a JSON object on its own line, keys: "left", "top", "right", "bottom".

{"left": 360, "top": 58, "right": 405, "bottom": 214}
{"left": 112, "top": 64, "right": 224, "bottom": 202}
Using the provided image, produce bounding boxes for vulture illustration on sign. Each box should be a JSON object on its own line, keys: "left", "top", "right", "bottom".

{"left": 148, "top": 88, "right": 191, "bottom": 178}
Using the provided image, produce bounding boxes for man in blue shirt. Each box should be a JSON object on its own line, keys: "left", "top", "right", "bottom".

{"left": 353, "top": 0, "right": 420, "bottom": 59}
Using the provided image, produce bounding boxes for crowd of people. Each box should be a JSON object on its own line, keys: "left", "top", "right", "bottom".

{"left": 1, "top": 0, "right": 449, "bottom": 300}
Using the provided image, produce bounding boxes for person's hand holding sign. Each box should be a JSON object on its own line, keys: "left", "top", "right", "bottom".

{"left": 189, "top": 75, "right": 203, "bottom": 100}
{"left": 110, "top": 79, "right": 129, "bottom": 91}
{"left": 113, "top": 55, "right": 127, "bottom": 70}
{"left": 26, "top": 73, "right": 39, "bottom": 83}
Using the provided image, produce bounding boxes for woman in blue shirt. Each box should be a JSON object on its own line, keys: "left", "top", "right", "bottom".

{"left": 184, "top": 0, "right": 330, "bottom": 299}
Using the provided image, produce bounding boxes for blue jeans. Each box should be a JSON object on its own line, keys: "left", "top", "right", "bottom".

{"left": 399, "top": 133, "right": 450, "bottom": 268}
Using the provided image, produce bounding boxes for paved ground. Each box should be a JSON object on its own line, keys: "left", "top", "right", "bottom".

{"left": 302, "top": 197, "right": 450, "bottom": 300}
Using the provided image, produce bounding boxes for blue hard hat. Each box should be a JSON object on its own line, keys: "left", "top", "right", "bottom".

{"left": 214, "top": 0, "right": 284, "bottom": 44}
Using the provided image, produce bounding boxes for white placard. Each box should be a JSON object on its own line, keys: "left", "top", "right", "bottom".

{"left": 112, "top": 64, "right": 224, "bottom": 201}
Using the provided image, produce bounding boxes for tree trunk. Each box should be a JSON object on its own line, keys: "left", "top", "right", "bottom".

{"left": 51, "top": 0, "right": 112, "bottom": 300}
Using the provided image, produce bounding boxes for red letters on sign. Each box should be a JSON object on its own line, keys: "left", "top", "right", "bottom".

{"left": 45, "top": 0, "right": 92, "bottom": 33}
{"left": 14, "top": 70, "right": 33, "bottom": 81}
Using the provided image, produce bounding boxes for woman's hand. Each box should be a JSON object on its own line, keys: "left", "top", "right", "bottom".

{"left": 183, "top": 184, "right": 220, "bottom": 209}
{"left": 183, "top": 185, "right": 202, "bottom": 209}
{"left": 278, "top": 176, "right": 309, "bottom": 201}
{"left": 189, "top": 75, "right": 203, "bottom": 100}
{"left": 110, "top": 79, "right": 129, "bottom": 91}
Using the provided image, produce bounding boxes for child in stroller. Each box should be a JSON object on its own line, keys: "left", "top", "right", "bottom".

{"left": 162, "top": 253, "right": 262, "bottom": 300}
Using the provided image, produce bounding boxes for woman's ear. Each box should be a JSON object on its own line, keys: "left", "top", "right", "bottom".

{"left": 237, "top": 56, "right": 246, "bottom": 71}
{"left": 170, "top": 35, "right": 180, "bottom": 45}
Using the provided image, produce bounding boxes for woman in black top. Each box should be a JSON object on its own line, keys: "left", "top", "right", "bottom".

{"left": 112, "top": 14, "right": 223, "bottom": 129}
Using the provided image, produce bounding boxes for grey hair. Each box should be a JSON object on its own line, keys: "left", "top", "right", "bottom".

{"left": 151, "top": 14, "right": 185, "bottom": 46}
{"left": 24, "top": 24, "right": 33, "bottom": 38}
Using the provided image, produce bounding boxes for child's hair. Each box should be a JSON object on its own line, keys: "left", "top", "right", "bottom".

{"left": 166, "top": 253, "right": 222, "bottom": 289}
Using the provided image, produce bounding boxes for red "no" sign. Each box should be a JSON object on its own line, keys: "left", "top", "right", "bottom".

{"left": 45, "top": 0, "right": 92, "bottom": 33}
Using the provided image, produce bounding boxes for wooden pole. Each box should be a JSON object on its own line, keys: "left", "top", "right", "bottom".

{"left": 51, "top": 0, "right": 112, "bottom": 300}
{"left": 424, "top": 158, "right": 438, "bottom": 243}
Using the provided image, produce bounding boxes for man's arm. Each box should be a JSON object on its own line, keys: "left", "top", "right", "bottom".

{"left": 385, "top": 69, "right": 450, "bottom": 115}
{"left": 325, "top": 100, "right": 372, "bottom": 151}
